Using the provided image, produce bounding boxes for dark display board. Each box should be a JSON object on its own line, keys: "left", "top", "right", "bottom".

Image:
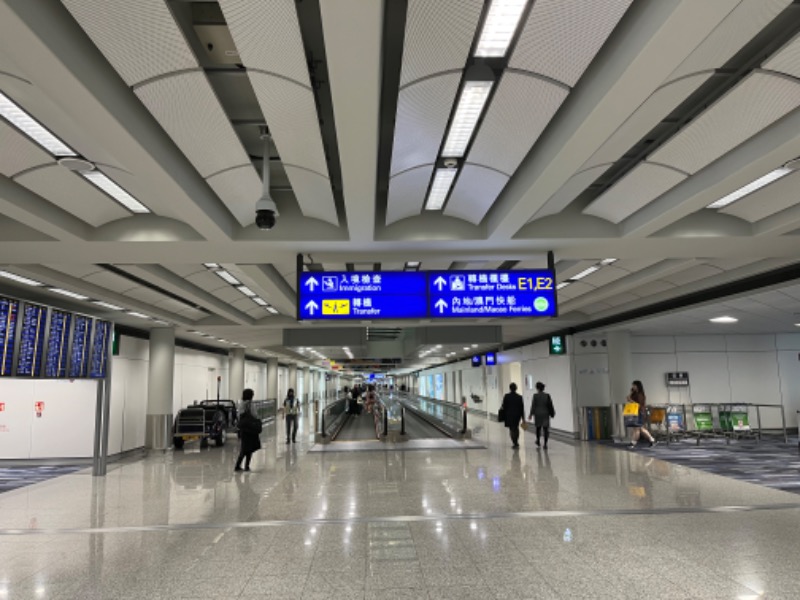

{"left": 68, "top": 316, "right": 92, "bottom": 379}
{"left": 44, "top": 310, "right": 72, "bottom": 378}
{"left": 0, "top": 296, "right": 19, "bottom": 376}
{"left": 89, "top": 320, "right": 111, "bottom": 378}
{"left": 16, "top": 303, "right": 47, "bottom": 376}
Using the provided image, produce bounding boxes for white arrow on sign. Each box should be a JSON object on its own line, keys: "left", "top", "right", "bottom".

{"left": 305, "top": 300, "right": 319, "bottom": 315}
{"left": 434, "top": 298, "right": 448, "bottom": 314}
{"left": 433, "top": 276, "right": 447, "bottom": 291}
{"left": 305, "top": 276, "right": 319, "bottom": 291}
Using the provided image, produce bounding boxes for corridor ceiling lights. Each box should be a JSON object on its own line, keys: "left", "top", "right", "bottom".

{"left": 600, "top": 258, "right": 618, "bottom": 265}
{"left": 93, "top": 301, "right": 123, "bottom": 310}
{"left": 81, "top": 171, "right": 150, "bottom": 214}
{"left": 266, "top": 306, "right": 279, "bottom": 315}
{"left": 441, "top": 81, "right": 494, "bottom": 157}
{"left": 404, "top": 261, "right": 421, "bottom": 271}
{"left": 0, "top": 270, "right": 44, "bottom": 286}
{"left": 237, "top": 285, "right": 257, "bottom": 297}
{"left": 127, "top": 312, "right": 149, "bottom": 319}
{"left": 253, "top": 297, "right": 268, "bottom": 306}
{"left": 0, "top": 91, "right": 77, "bottom": 157}
{"left": 709, "top": 316, "right": 738, "bottom": 324}
{"left": 556, "top": 282, "right": 570, "bottom": 290}
{"left": 215, "top": 270, "right": 240, "bottom": 285}
{"left": 203, "top": 263, "right": 220, "bottom": 269}
{"left": 425, "top": 168, "right": 458, "bottom": 210}
{"left": 474, "top": 0, "right": 528, "bottom": 58}
{"left": 569, "top": 266, "right": 600, "bottom": 281}
{"left": 49, "top": 288, "right": 89, "bottom": 301}
{"left": 707, "top": 160, "right": 799, "bottom": 209}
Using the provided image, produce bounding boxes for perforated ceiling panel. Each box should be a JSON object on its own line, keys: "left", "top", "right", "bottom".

{"left": 218, "top": 0, "right": 310, "bottom": 87}
{"left": 207, "top": 166, "right": 264, "bottom": 227}
{"left": 399, "top": 0, "right": 482, "bottom": 87}
{"left": 282, "top": 166, "right": 338, "bottom": 225}
{"left": 466, "top": 73, "right": 568, "bottom": 176}
{"left": 509, "top": 0, "right": 632, "bottom": 87}
{"left": 721, "top": 169, "right": 800, "bottom": 223}
{"left": 667, "top": 0, "right": 790, "bottom": 82}
{"left": 649, "top": 72, "right": 800, "bottom": 175}
{"left": 386, "top": 165, "right": 433, "bottom": 225}
{"left": 15, "top": 165, "right": 130, "bottom": 227}
{"left": 532, "top": 163, "right": 611, "bottom": 220}
{"left": 390, "top": 73, "right": 461, "bottom": 177}
{"left": 583, "top": 72, "right": 713, "bottom": 170}
{"left": 444, "top": 165, "right": 508, "bottom": 225}
{"left": 135, "top": 72, "right": 253, "bottom": 178}
{"left": 583, "top": 163, "right": 687, "bottom": 224}
{"left": 763, "top": 32, "right": 800, "bottom": 79}
{"left": 0, "top": 121, "right": 52, "bottom": 177}
{"left": 62, "top": 0, "right": 197, "bottom": 86}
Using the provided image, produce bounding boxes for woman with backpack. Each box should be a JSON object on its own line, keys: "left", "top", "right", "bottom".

{"left": 529, "top": 381, "right": 555, "bottom": 449}
{"left": 235, "top": 388, "right": 262, "bottom": 472}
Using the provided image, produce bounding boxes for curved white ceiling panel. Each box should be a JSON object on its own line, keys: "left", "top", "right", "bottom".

{"left": 135, "top": 71, "right": 253, "bottom": 179}
{"left": 764, "top": 32, "right": 800, "bottom": 79}
{"left": 62, "top": 0, "right": 197, "bottom": 86}
{"left": 249, "top": 72, "right": 332, "bottom": 179}
{"left": 386, "top": 165, "right": 433, "bottom": 225}
{"left": 16, "top": 165, "right": 130, "bottom": 226}
{"left": 0, "top": 121, "right": 52, "bottom": 177}
{"left": 444, "top": 164, "right": 508, "bottom": 226}
{"left": 721, "top": 169, "right": 800, "bottom": 223}
{"left": 466, "top": 72, "right": 568, "bottom": 176}
{"left": 509, "top": 0, "right": 632, "bottom": 87}
{"left": 531, "top": 163, "right": 612, "bottom": 221}
{"left": 583, "top": 72, "right": 713, "bottom": 170}
{"left": 399, "top": 0, "right": 482, "bottom": 87}
{"left": 649, "top": 72, "right": 800, "bottom": 175}
{"left": 390, "top": 73, "right": 461, "bottom": 177}
{"left": 583, "top": 162, "right": 687, "bottom": 224}
{"left": 218, "top": 0, "right": 310, "bottom": 87}
{"left": 282, "top": 165, "right": 338, "bottom": 225}
{"left": 207, "top": 166, "right": 264, "bottom": 227}
{"left": 668, "top": 0, "right": 791, "bottom": 82}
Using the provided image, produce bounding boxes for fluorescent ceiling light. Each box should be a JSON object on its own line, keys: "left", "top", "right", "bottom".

{"left": 154, "top": 320, "right": 168, "bottom": 326}
{"left": 709, "top": 316, "right": 738, "bottom": 324}
{"left": 253, "top": 297, "right": 268, "bottom": 306}
{"left": 600, "top": 258, "right": 618, "bottom": 265}
{"left": 570, "top": 266, "right": 600, "bottom": 281}
{"left": 93, "top": 301, "right": 123, "bottom": 310}
{"left": 441, "top": 81, "right": 493, "bottom": 157}
{"left": 474, "top": 0, "right": 528, "bottom": 57}
{"left": 127, "top": 312, "right": 149, "bottom": 319}
{"left": 203, "top": 263, "right": 220, "bottom": 269}
{"left": 81, "top": 171, "right": 150, "bottom": 214}
{"left": 556, "top": 282, "right": 570, "bottom": 290}
{"left": 405, "top": 261, "right": 420, "bottom": 269}
{"left": 707, "top": 167, "right": 793, "bottom": 209}
{"left": 425, "top": 168, "right": 458, "bottom": 210}
{"left": 49, "top": 288, "right": 89, "bottom": 300}
{"left": 237, "top": 285, "right": 256, "bottom": 297}
{"left": 266, "top": 307, "right": 279, "bottom": 314}
{"left": 0, "top": 91, "right": 77, "bottom": 157}
{"left": 215, "top": 270, "right": 240, "bottom": 285}
{"left": 0, "top": 270, "right": 44, "bottom": 286}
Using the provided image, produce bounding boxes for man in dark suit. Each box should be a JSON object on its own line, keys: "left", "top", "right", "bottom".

{"left": 501, "top": 383, "right": 525, "bottom": 449}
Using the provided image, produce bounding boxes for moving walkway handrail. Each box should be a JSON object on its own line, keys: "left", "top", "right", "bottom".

{"left": 396, "top": 392, "right": 468, "bottom": 437}
{"left": 320, "top": 395, "right": 348, "bottom": 439}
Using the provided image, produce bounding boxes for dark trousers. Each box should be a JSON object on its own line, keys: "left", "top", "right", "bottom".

{"left": 536, "top": 426, "right": 549, "bottom": 446}
{"left": 235, "top": 450, "right": 252, "bottom": 470}
{"left": 286, "top": 414, "right": 298, "bottom": 442}
{"left": 509, "top": 425, "right": 520, "bottom": 446}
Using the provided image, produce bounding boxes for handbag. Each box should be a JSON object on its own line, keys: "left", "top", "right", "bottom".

{"left": 497, "top": 407, "right": 506, "bottom": 422}
{"left": 547, "top": 394, "right": 556, "bottom": 419}
{"left": 623, "top": 402, "right": 641, "bottom": 427}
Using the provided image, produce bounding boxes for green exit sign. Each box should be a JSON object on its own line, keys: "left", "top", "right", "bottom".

{"left": 549, "top": 335, "right": 566, "bottom": 355}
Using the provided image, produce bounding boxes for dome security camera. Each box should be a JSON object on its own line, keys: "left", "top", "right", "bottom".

{"left": 255, "top": 197, "right": 278, "bottom": 230}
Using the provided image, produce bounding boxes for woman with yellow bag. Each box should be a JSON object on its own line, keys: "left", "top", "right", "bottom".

{"left": 625, "top": 380, "right": 656, "bottom": 450}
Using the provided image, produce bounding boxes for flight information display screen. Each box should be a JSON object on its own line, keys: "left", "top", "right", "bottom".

{"left": 69, "top": 315, "right": 92, "bottom": 379}
{"left": 89, "top": 320, "right": 111, "bottom": 378}
{"left": 44, "top": 310, "right": 72, "bottom": 378}
{"left": 0, "top": 296, "right": 19, "bottom": 377}
{"left": 16, "top": 303, "right": 47, "bottom": 377}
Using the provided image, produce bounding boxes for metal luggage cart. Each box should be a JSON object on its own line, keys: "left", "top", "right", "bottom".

{"left": 645, "top": 404, "right": 688, "bottom": 446}
{"left": 719, "top": 403, "right": 788, "bottom": 445}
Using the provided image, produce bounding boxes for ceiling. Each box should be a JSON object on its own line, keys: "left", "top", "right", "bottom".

{"left": 1, "top": 0, "right": 800, "bottom": 373}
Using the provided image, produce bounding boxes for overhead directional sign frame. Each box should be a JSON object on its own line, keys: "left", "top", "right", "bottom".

{"left": 297, "top": 269, "right": 558, "bottom": 321}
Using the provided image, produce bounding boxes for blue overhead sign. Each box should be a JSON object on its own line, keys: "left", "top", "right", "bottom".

{"left": 297, "top": 270, "right": 557, "bottom": 320}
{"left": 428, "top": 270, "right": 557, "bottom": 318}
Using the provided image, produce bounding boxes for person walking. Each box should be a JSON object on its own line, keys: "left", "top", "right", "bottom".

{"left": 627, "top": 380, "right": 656, "bottom": 449}
{"left": 234, "top": 389, "right": 262, "bottom": 472}
{"left": 284, "top": 388, "right": 300, "bottom": 444}
{"left": 500, "top": 383, "right": 525, "bottom": 449}
{"left": 529, "top": 381, "right": 555, "bottom": 449}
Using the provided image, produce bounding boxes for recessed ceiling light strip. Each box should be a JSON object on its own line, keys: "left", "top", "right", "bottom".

{"left": 0, "top": 270, "right": 44, "bottom": 286}
{"left": 81, "top": 171, "right": 150, "bottom": 214}
{"left": 0, "top": 91, "right": 77, "bottom": 157}
{"left": 707, "top": 166, "right": 794, "bottom": 209}
{"left": 425, "top": 169, "right": 458, "bottom": 210}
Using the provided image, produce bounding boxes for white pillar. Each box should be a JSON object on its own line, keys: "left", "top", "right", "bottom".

{"left": 146, "top": 327, "right": 175, "bottom": 450}
{"left": 267, "top": 357, "right": 279, "bottom": 400}
{"left": 288, "top": 363, "right": 298, "bottom": 396}
{"left": 229, "top": 348, "right": 245, "bottom": 402}
{"left": 302, "top": 367, "right": 310, "bottom": 403}
{"left": 607, "top": 330, "right": 633, "bottom": 406}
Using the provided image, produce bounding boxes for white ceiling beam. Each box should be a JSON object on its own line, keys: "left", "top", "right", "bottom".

{"left": 236, "top": 264, "right": 297, "bottom": 317}
{"left": 486, "top": 0, "right": 740, "bottom": 240}
{"left": 319, "top": 0, "right": 382, "bottom": 242}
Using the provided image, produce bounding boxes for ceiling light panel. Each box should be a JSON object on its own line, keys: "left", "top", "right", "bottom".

{"left": 0, "top": 271, "right": 44, "bottom": 286}
{"left": 386, "top": 165, "right": 434, "bottom": 225}
{"left": 441, "top": 81, "right": 494, "bottom": 158}
{"left": 583, "top": 162, "right": 687, "bottom": 224}
{"left": 0, "top": 93, "right": 76, "bottom": 158}
{"left": 474, "top": 0, "right": 528, "bottom": 57}
{"left": 215, "top": 270, "right": 241, "bottom": 286}
{"left": 391, "top": 73, "right": 462, "bottom": 176}
{"left": 708, "top": 167, "right": 793, "bottom": 210}
{"left": 444, "top": 164, "right": 509, "bottom": 225}
{"left": 719, "top": 168, "right": 800, "bottom": 222}
{"left": 509, "top": 0, "right": 633, "bottom": 87}
{"left": 764, "top": 31, "right": 800, "bottom": 79}
{"left": 649, "top": 72, "right": 800, "bottom": 175}
{"left": 93, "top": 301, "right": 123, "bottom": 310}
{"left": 49, "top": 288, "right": 90, "bottom": 301}
{"left": 425, "top": 169, "right": 458, "bottom": 211}
{"left": 62, "top": 0, "right": 198, "bottom": 87}
{"left": 399, "top": 0, "right": 483, "bottom": 86}
{"left": 465, "top": 73, "right": 568, "bottom": 176}
{"left": 81, "top": 170, "right": 151, "bottom": 214}
{"left": 15, "top": 166, "right": 132, "bottom": 225}
{"left": 569, "top": 266, "right": 600, "bottom": 281}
